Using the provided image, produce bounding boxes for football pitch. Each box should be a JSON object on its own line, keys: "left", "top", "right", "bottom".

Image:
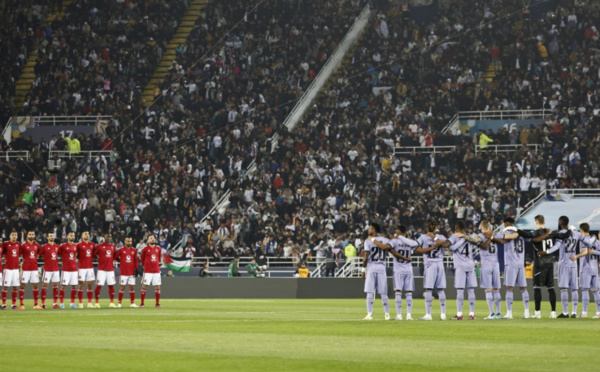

{"left": 0, "top": 299, "right": 597, "bottom": 371}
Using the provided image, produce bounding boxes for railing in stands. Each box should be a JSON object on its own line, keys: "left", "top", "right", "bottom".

{"left": 185, "top": 255, "right": 455, "bottom": 278}
{"left": 441, "top": 113, "right": 459, "bottom": 134}
{"left": 335, "top": 257, "right": 361, "bottom": 278}
{"left": 474, "top": 143, "right": 540, "bottom": 155}
{"left": 21, "top": 115, "right": 111, "bottom": 126}
{"left": 48, "top": 150, "right": 114, "bottom": 160}
{"left": 311, "top": 261, "right": 326, "bottom": 278}
{"left": 393, "top": 145, "right": 457, "bottom": 155}
{"left": 2, "top": 150, "right": 30, "bottom": 161}
{"left": 453, "top": 109, "right": 551, "bottom": 121}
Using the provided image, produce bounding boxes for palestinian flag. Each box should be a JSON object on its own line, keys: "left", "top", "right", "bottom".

{"left": 164, "top": 254, "right": 191, "bottom": 273}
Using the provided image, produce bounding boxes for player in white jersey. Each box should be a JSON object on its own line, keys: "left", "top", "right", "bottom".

{"left": 361, "top": 223, "right": 391, "bottom": 321}
{"left": 447, "top": 220, "right": 482, "bottom": 320}
{"left": 496, "top": 217, "right": 531, "bottom": 319}
{"left": 477, "top": 220, "right": 503, "bottom": 319}
{"left": 387, "top": 225, "right": 418, "bottom": 320}
{"left": 568, "top": 223, "right": 600, "bottom": 318}
{"left": 416, "top": 219, "right": 448, "bottom": 320}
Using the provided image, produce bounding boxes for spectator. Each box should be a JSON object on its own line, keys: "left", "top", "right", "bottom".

{"left": 227, "top": 257, "right": 240, "bottom": 277}
{"left": 247, "top": 259, "right": 265, "bottom": 278}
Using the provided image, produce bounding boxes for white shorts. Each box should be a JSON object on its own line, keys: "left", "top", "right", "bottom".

{"left": 96, "top": 270, "right": 116, "bottom": 286}
{"left": 21, "top": 270, "right": 40, "bottom": 284}
{"left": 120, "top": 275, "right": 136, "bottom": 286}
{"left": 78, "top": 268, "right": 95, "bottom": 282}
{"left": 43, "top": 271, "right": 61, "bottom": 284}
{"left": 142, "top": 273, "right": 161, "bottom": 286}
{"left": 61, "top": 271, "right": 79, "bottom": 286}
{"left": 3, "top": 269, "right": 20, "bottom": 287}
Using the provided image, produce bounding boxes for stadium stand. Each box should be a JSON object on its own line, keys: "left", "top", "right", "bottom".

{"left": 2, "top": 0, "right": 600, "bottom": 277}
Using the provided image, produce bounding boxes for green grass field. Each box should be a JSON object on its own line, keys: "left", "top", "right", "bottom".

{"left": 0, "top": 299, "right": 597, "bottom": 371}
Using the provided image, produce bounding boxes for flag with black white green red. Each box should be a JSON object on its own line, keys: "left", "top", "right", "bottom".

{"left": 163, "top": 254, "right": 191, "bottom": 273}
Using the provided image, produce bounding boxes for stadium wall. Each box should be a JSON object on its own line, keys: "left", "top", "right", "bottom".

{"left": 156, "top": 278, "right": 556, "bottom": 299}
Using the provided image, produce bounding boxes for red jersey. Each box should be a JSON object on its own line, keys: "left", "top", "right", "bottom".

{"left": 94, "top": 243, "right": 116, "bottom": 271}
{"left": 115, "top": 247, "right": 139, "bottom": 276}
{"left": 21, "top": 241, "right": 40, "bottom": 271}
{"left": 59, "top": 243, "right": 78, "bottom": 272}
{"left": 77, "top": 241, "right": 95, "bottom": 269}
{"left": 141, "top": 245, "right": 162, "bottom": 273}
{"left": 40, "top": 243, "right": 60, "bottom": 271}
{"left": 2, "top": 241, "right": 21, "bottom": 270}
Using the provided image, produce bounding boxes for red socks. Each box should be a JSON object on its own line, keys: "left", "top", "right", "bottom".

{"left": 95, "top": 286, "right": 102, "bottom": 302}
{"left": 41, "top": 288, "right": 47, "bottom": 304}
{"left": 108, "top": 285, "right": 115, "bottom": 302}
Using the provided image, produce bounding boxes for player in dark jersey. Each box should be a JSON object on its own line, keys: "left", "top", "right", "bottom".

{"left": 518, "top": 215, "right": 569, "bottom": 318}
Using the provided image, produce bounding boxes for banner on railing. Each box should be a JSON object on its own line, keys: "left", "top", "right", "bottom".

{"left": 546, "top": 192, "right": 572, "bottom": 202}
{"left": 459, "top": 118, "right": 544, "bottom": 134}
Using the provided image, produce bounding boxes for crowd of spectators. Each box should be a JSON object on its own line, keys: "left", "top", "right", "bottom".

{"left": 0, "top": 0, "right": 65, "bottom": 125}
{"left": 0, "top": 0, "right": 366, "bottom": 261}
{"left": 16, "top": 0, "right": 190, "bottom": 118}
{"left": 2, "top": 0, "right": 600, "bottom": 270}
{"left": 199, "top": 0, "right": 600, "bottom": 263}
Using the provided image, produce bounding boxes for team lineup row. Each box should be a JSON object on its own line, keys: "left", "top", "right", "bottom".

{"left": 361, "top": 215, "right": 600, "bottom": 320}
{"left": 0, "top": 231, "right": 164, "bottom": 309}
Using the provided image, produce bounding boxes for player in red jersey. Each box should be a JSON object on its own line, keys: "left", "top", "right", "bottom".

{"left": 77, "top": 231, "right": 96, "bottom": 308}
{"left": 115, "top": 237, "right": 139, "bottom": 307}
{"left": 20, "top": 230, "right": 41, "bottom": 309}
{"left": 59, "top": 232, "right": 79, "bottom": 309}
{"left": 140, "top": 235, "right": 162, "bottom": 308}
{"left": 2, "top": 232, "right": 21, "bottom": 309}
{"left": 40, "top": 232, "right": 61, "bottom": 309}
{"left": 93, "top": 233, "right": 117, "bottom": 308}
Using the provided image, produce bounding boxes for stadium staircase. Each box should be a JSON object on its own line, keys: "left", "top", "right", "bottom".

{"left": 140, "top": 0, "right": 207, "bottom": 107}
{"left": 13, "top": 0, "right": 74, "bottom": 111}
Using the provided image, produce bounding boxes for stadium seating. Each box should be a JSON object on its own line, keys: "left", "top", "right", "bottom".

{"left": 1, "top": 0, "right": 600, "bottom": 272}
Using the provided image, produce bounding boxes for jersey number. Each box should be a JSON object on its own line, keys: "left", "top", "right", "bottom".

{"left": 370, "top": 247, "right": 382, "bottom": 262}
{"left": 542, "top": 239, "right": 553, "bottom": 252}
{"left": 564, "top": 239, "right": 577, "bottom": 254}
{"left": 515, "top": 240, "right": 524, "bottom": 254}
{"left": 397, "top": 249, "right": 409, "bottom": 263}
{"left": 460, "top": 246, "right": 469, "bottom": 258}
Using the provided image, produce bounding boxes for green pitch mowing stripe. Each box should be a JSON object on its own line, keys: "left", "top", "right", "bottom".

{"left": 0, "top": 299, "right": 597, "bottom": 372}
